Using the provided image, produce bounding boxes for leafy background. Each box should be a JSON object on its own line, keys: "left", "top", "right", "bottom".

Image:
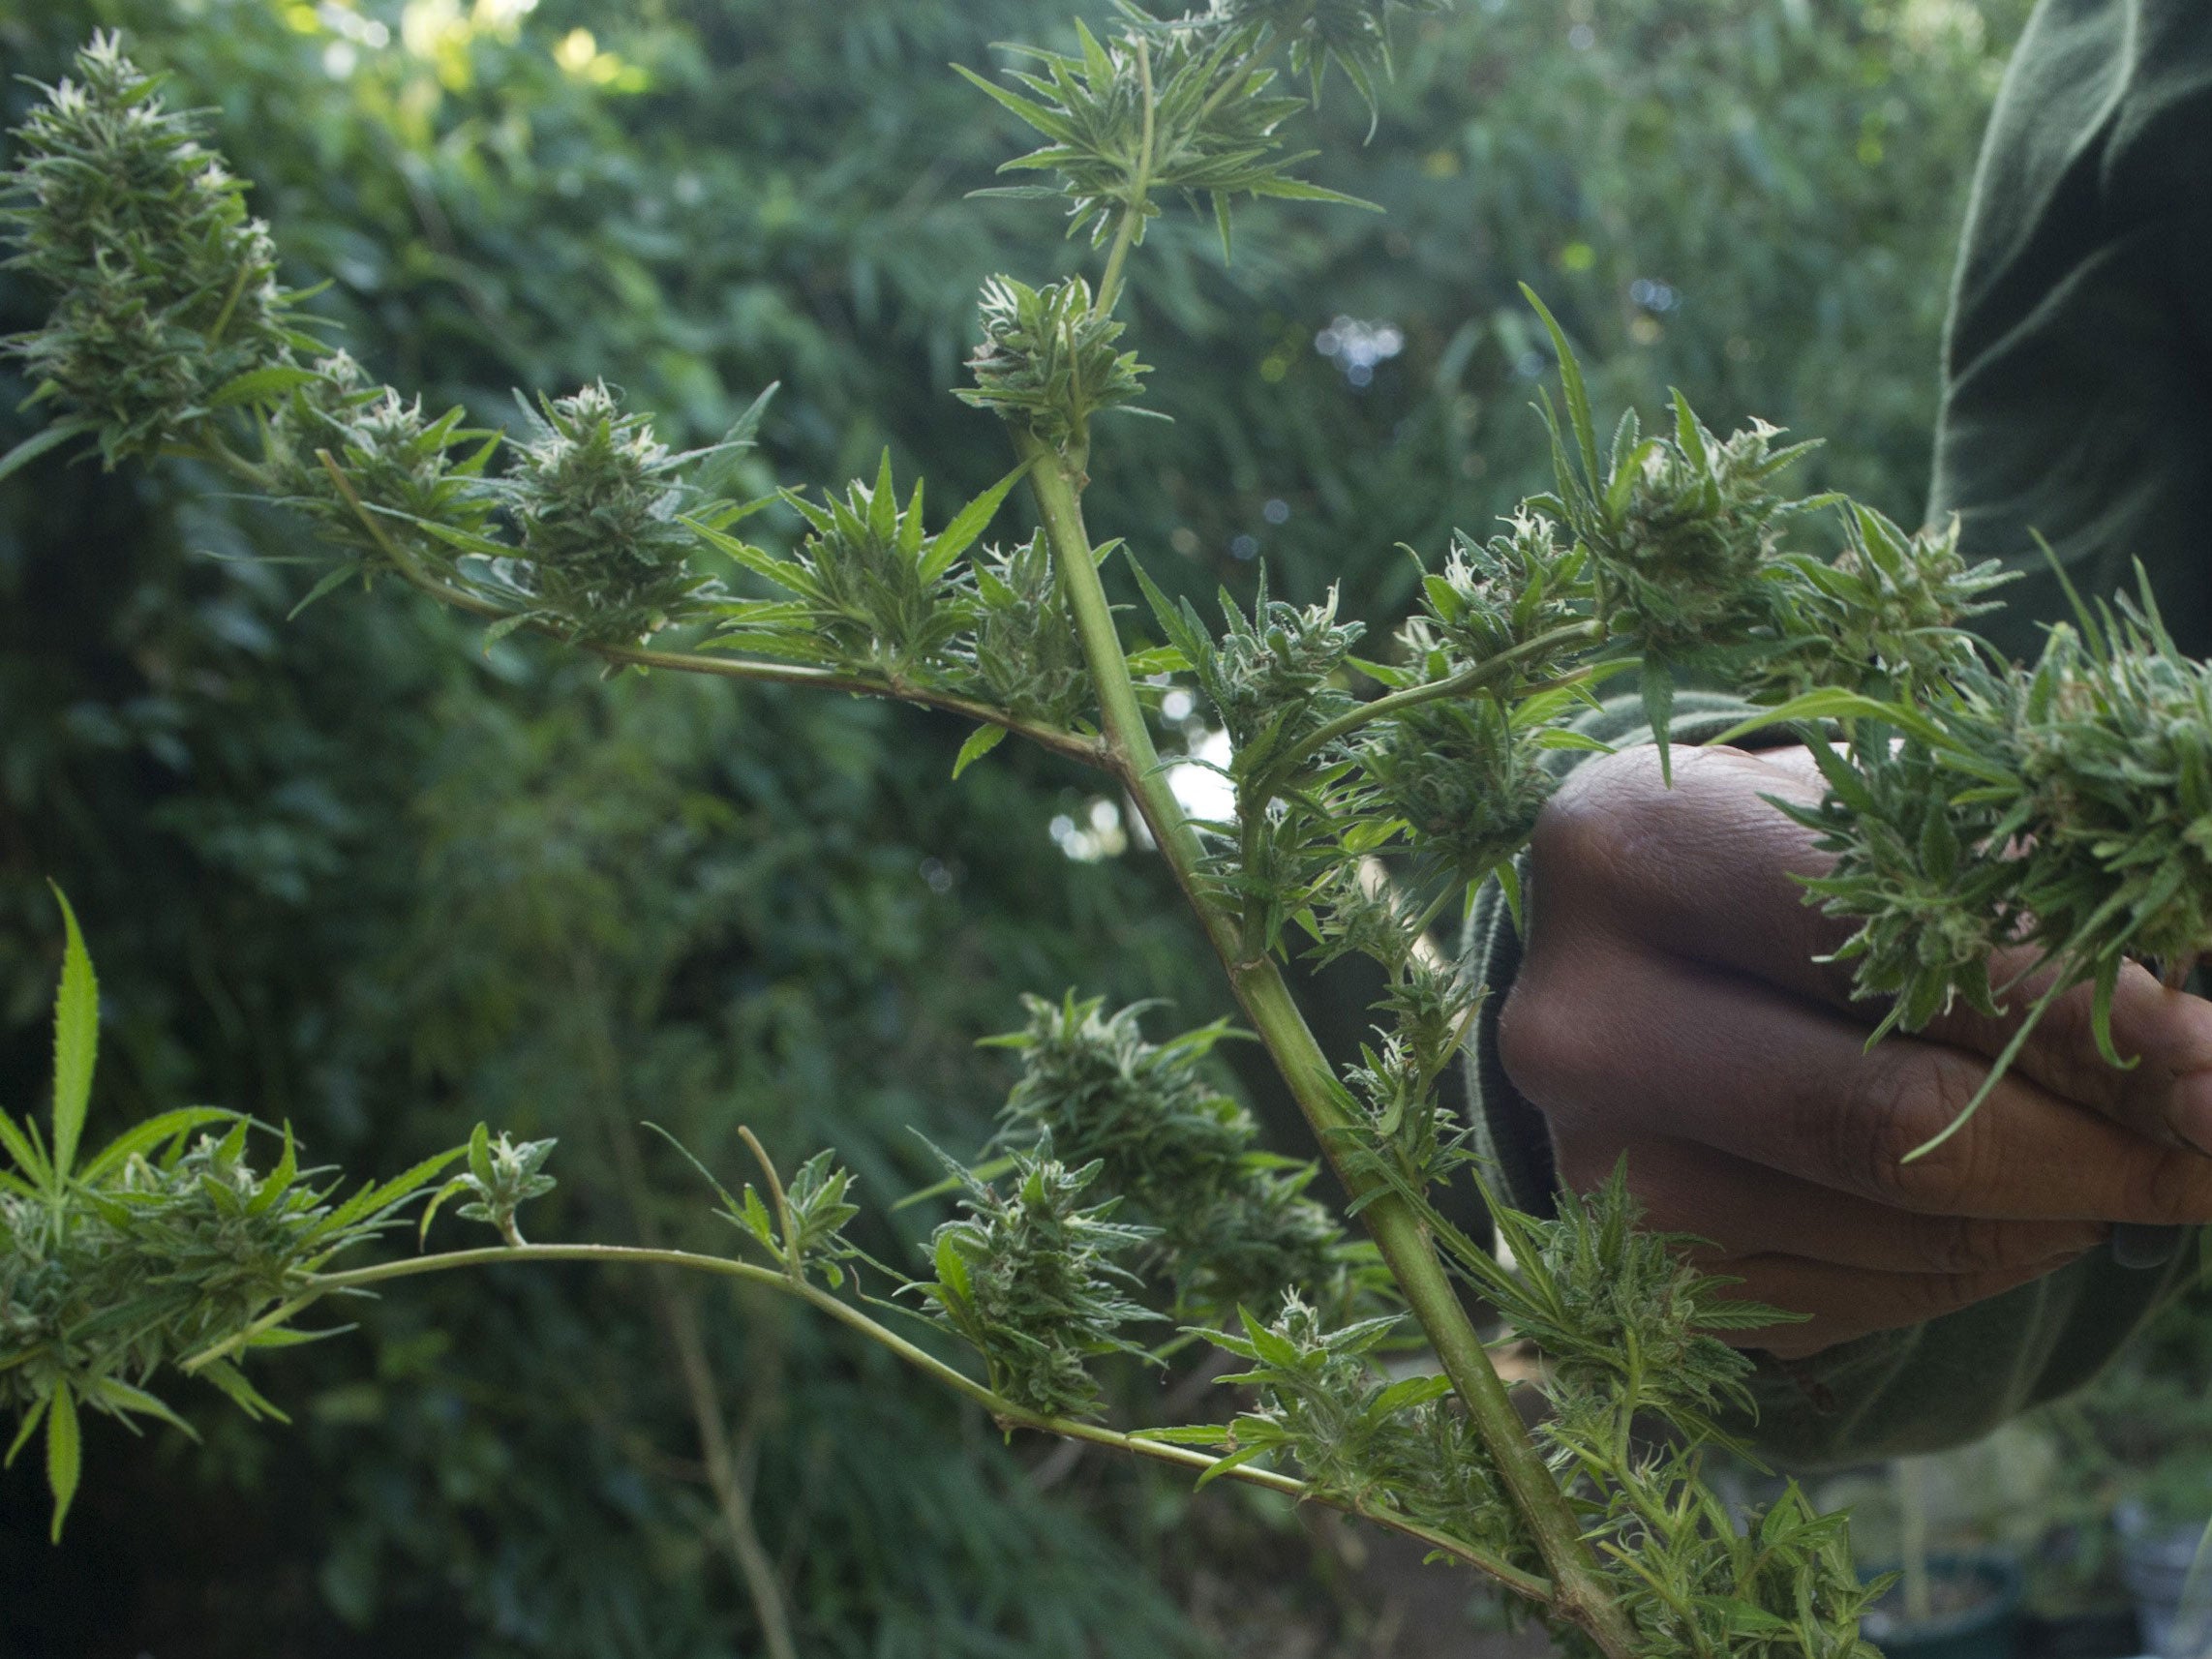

{"left": 0, "top": 1, "right": 2038, "bottom": 1653}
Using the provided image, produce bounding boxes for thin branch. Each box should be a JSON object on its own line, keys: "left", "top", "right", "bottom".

{"left": 1268, "top": 620, "right": 1607, "bottom": 781}
{"left": 572, "top": 956, "right": 799, "bottom": 1659}
{"left": 227, "top": 1241, "right": 1550, "bottom": 1599}
{"left": 313, "top": 451, "right": 1106, "bottom": 769}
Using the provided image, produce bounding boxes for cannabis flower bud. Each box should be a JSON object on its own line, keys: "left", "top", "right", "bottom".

{"left": 1780, "top": 731, "right": 2021, "bottom": 1033}
{"left": 2010, "top": 611, "right": 2212, "bottom": 979}
{"left": 987, "top": 995, "right": 1340, "bottom": 1318}
{"left": 970, "top": 533, "right": 1094, "bottom": 728}
{"left": 1362, "top": 696, "right": 1552, "bottom": 881}
{"left": 1411, "top": 512, "right": 1588, "bottom": 669}
{"left": 1207, "top": 0, "right": 1443, "bottom": 106}
{"left": 1593, "top": 412, "right": 1815, "bottom": 656}
{"left": 961, "top": 275, "right": 1151, "bottom": 454}
{"left": 915, "top": 1142, "right": 1157, "bottom": 1421}
{"left": 2, "top": 34, "right": 298, "bottom": 463}
{"left": 1759, "top": 507, "right": 2013, "bottom": 698}
{"left": 495, "top": 382, "right": 717, "bottom": 645}
{"left": 1206, "top": 579, "right": 1366, "bottom": 750}
{"left": 264, "top": 352, "right": 496, "bottom": 577}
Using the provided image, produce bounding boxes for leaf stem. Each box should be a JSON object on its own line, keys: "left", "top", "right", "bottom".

{"left": 1020, "top": 444, "right": 1636, "bottom": 1657}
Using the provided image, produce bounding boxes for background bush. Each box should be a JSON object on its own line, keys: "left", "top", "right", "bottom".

{"left": 0, "top": 1, "right": 2030, "bottom": 1652}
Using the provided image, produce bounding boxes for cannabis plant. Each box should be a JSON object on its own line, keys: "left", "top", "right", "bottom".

{"left": 6, "top": 15, "right": 2208, "bottom": 1657}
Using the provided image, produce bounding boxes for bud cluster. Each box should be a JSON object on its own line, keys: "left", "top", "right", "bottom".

{"left": 484, "top": 384, "right": 721, "bottom": 645}
{"left": 1759, "top": 506, "right": 2012, "bottom": 699}
{"left": 1779, "top": 584, "right": 2212, "bottom": 1096}
{"left": 958, "top": 15, "right": 1372, "bottom": 263}
{"left": 986, "top": 994, "right": 1344, "bottom": 1320}
{"left": 913, "top": 1143, "right": 1157, "bottom": 1422}
{"left": 262, "top": 351, "right": 496, "bottom": 578}
{"left": 1407, "top": 513, "right": 1588, "bottom": 669}
{"left": 1197, "top": 1297, "right": 1523, "bottom": 1557}
{"left": 960, "top": 276, "right": 1152, "bottom": 454}
{"left": 2, "top": 35, "right": 300, "bottom": 463}
{"left": 969, "top": 533, "right": 1094, "bottom": 729}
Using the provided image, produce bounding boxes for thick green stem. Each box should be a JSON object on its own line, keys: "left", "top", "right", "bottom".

{"left": 222, "top": 1242, "right": 1545, "bottom": 1596}
{"left": 1022, "top": 446, "right": 1637, "bottom": 1658}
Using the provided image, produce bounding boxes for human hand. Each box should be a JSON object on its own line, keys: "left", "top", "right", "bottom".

{"left": 1495, "top": 741, "right": 2212, "bottom": 1360}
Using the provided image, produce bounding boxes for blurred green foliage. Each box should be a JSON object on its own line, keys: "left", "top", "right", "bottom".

{"left": 0, "top": 0, "right": 2028, "bottom": 1651}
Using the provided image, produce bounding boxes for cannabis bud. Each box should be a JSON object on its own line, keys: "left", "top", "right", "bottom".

{"left": 914, "top": 1142, "right": 1157, "bottom": 1421}
{"left": 961, "top": 275, "right": 1151, "bottom": 454}
{"left": 2, "top": 34, "right": 299, "bottom": 464}
{"left": 1593, "top": 411, "right": 1815, "bottom": 656}
{"left": 987, "top": 995, "right": 1340, "bottom": 1319}
{"left": 2009, "top": 607, "right": 2212, "bottom": 978}
{"left": 264, "top": 352, "right": 495, "bottom": 578}
{"left": 489, "top": 383, "right": 718, "bottom": 645}
{"left": 1361, "top": 696, "right": 1551, "bottom": 881}
{"left": 424, "top": 1125, "right": 558, "bottom": 1249}
{"left": 1207, "top": 580, "right": 1365, "bottom": 750}
{"left": 1409, "top": 512, "right": 1588, "bottom": 669}
{"left": 1761, "top": 507, "right": 2012, "bottom": 698}
{"left": 970, "top": 533, "right": 1094, "bottom": 728}
{"left": 1203, "top": 1297, "right": 1520, "bottom": 1555}
{"left": 1208, "top": 0, "right": 1447, "bottom": 109}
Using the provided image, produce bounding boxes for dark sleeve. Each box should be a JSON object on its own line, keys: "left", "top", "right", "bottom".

{"left": 1459, "top": 693, "right": 2192, "bottom": 1465}
{"left": 1931, "top": 0, "right": 2212, "bottom": 662}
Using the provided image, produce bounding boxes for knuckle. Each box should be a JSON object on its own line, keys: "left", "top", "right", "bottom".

{"left": 1528, "top": 748, "right": 1673, "bottom": 894}
{"left": 1905, "top": 1267, "right": 2021, "bottom": 1325}
{"left": 1496, "top": 980, "right": 1570, "bottom": 1103}
{"left": 2119, "top": 1148, "right": 2212, "bottom": 1224}
{"left": 1847, "top": 1050, "right": 1983, "bottom": 1213}
{"left": 1911, "top": 1215, "right": 2023, "bottom": 1276}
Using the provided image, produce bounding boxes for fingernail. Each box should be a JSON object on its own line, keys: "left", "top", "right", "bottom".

{"left": 2175, "top": 1072, "right": 2212, "bottom": 1154}
{"left": 2111, "top": 1222, "right": 2185, "bottom": 1271}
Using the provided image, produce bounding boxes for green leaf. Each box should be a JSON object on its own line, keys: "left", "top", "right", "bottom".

{"left": 82, "top": 1375, "right": 197, "bottom": 1438}
{"left": 45, "top": 1383, "right": 80, "bottom": 1542}
{"left": 1130, "top": 1424, "right": 1234, "bottom": 1446}
{"left": 0, "top": 1110, "right": 52, "bottom": 1191}
{"left": 286, "top": 560, "right": 364, "bottom": 621}
{"left": 1370, "top": 1373, "right": 1454, "bottom": 1416}
{"left": 952, "top": 64, "right": 1081, "bottom": 144}
{"left": 0, "top": 420, "right": 93, "bottom": 486}
{"left": 1246, "top": 178, "right": 1383, "bottom": 212}
{"left": 77, "top": 1107, "right": 236, "bottom": 1184}
{"left": 197, "top": 1358, "right": 292, "bottom": 1424}
{"left": 1640, "top": 664, "right": 1677, "bottom": 787}
{"left": 953, "top": 724, "right": 1010, "bottom": 778}
{"left": 1520, "top": 287, "right": 1599, "bottom": 492}
{"left": 5, "top": 1396, "right": 47, "bottom": 1469}
{"left": 693, "top": 381, "right": 779, "bottom": 496}
{"left": 922, "top": 463, "right": 1030, "bottom": 581}
{"left": 1193, "top": 1441, "right": 1274, "bottom": 1489}
{"left": 207, "top": 364, "right": 324, "bottom": 408}
{"left": 891, "top": 1154, "right": 1016, "bottom": 1212}
{"left": 640, "top": 1122, "right": 753, "bottom": 1229}
{"left": 467, "top": 1121, "right": 495, "bottom": 1187}
{"left": 47, "top": 885, "right": 98, "bottom": 1189}
{"left": 305, "top": 1145, "right": 467, "bottom": 1243}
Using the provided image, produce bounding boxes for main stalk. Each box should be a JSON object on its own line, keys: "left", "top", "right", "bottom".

{"left": 1021, "top": 443, "right": 1637, "bottom": 1659}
